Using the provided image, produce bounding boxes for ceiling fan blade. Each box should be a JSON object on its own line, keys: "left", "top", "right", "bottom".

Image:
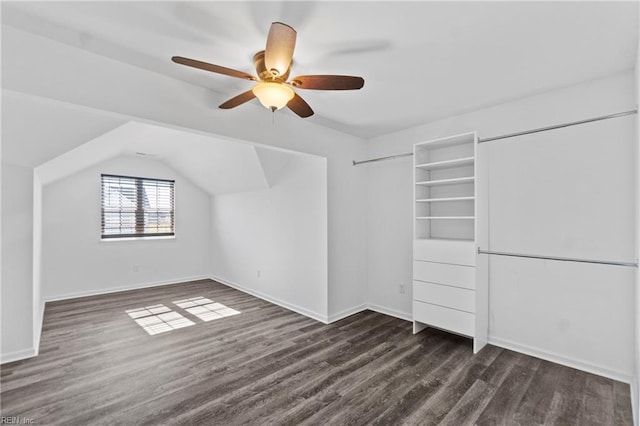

{"left": 287, "top": 93, "right": 314, "bottom": 118}
{"left": 290, "top": 75, "right": 364, "bottom": 90}
{"left": 219, "top": 90, "right": 256, "bottom": 109}
{"left": 264, "top": 22, "right": 297, "bottom": 78}
{"left": 172, "top": 56, "right": 256, "bottom": 81}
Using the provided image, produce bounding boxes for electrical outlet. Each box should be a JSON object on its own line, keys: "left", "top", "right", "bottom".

{"left": 399, "top": 283, "right": 405, "bottom": 294}
{"left": 132, "top": 265, "right": 140, "bottom": 273}
{"left": 257, "top": 270, "right": 261, "bottom": 278}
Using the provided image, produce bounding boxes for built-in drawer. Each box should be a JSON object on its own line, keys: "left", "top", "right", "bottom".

{"left": 413, "top": 300, "right": 475, "bottom": 337}
{"left": 413, "top": 281, "right": 475, "bottom": 313}
{"left": 413, "top": 239, "right": 476, "bottom": 266}
{"left": 413, "top": 261, "right": 475, "bottom": 289}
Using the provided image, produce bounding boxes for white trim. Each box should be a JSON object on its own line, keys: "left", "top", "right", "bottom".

{"left": 488, "top": 336, "right": 634, "bottom": 384}
{"left": 32, "top": 171, "right": 44, "bottom": 357}
{"left": 99, "top": 235, "right": 176, "bottom": 243}
{"left": 208, "top": 276, "right": 415, "bottom": 325}
{"left": 1, "top": 347, "right": 37, "bottom": 365}
{"left": 210, "top": 275, "right": 329, "bottom": 324}
{"left": 33, "top": 301, "right": 45, "bottom": 356}
{"left": 44, "top": 275, "right": 211, "bottom": 302}
{"left": 210, "top": 276, "right": 415, "bottom": 325}
{"left": 631, "top": 377, "right": 638, "bottom": 426}
{"left": 328, "top": 304, "right": 367, "bottom": 323}
{"left": 366, "top": 303, "right": 413, "bottom": 322}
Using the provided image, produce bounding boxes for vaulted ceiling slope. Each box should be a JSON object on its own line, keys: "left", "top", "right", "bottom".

{"left": 2, "top": 1, "right": 637, "bottom": 139}
{"left": 34, "top": 119, "right": 298, "bottom": 196}
{"left": 2, "top": 93, "right": 127, "bottom": 168}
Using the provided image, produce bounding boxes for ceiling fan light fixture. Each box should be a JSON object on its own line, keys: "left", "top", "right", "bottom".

{"left": 252, "top": 82, "right": 295, "bottom": 111}
{"left": 172, "top": 22, "right": 363, "bottom": 118}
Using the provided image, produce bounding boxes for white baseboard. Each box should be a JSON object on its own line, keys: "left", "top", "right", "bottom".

{"left": 631, "top": 376, "right": 638, "bottom": 426}
{"left": 326, "top": 303, "right": 412, "bottom": 324}
{"left": 44, "top": 275, "right": 211, "bottom": 302}
{"left": 210, "top": 275, "right": 329, "bottom": 324}
{"left": 366, "top": 303, "right": 412, "bottom": 322}
{"left": 488, "top": 336, "right": 633, "bottom": 384}
{"left": 33, "top": 300, "right": 45, "bottom": 356}
{"left": 209, "top": 277, "right": 414, "bottom": 326}
{"left": 328, "top": 304, "right": 367, "bottom": 323}
{"left": 1, "top": 347, "right": 37, "bottom": 365}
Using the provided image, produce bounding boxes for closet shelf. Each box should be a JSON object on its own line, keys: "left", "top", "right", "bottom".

{"left": 414, "top": 237, "right": 475, "bottom": 242}
{"left": 416, "top": 216, "right": 475, "bottom": 220}
{"left": 416, "top": 177, "right": 475, "bottom": 186}
{"left": 414, "top": 132, "right": 475, "bottom": 149}
{"left": 416, "top": 196, "right": 475, "bottom": 203}
{"left": 415, "top": 157, "right": 474, "bottom": 170}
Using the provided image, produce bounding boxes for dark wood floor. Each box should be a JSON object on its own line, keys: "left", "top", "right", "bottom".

{"left": 1, "top": 279, "right": 632, "bottom": 425}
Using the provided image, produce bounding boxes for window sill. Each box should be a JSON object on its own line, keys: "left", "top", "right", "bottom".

{"left": 100, "top": 236, "right": 176, "bottom": 242}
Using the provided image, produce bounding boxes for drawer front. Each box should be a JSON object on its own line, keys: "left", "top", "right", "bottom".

{"left": 413, "top": 239, "right": 476, "bottom": 266}
{"left": 413, "top": 261, "right": 475, "bottom": 289}
{"left": 413, "top": 300, "right": 475, "bottom": 337}
{"left": 413, "top": 281, "right": 475, "bottom": 313}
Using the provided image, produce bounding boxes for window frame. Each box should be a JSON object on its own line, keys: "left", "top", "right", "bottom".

{"left": 100, "top": 173, "right": 175, "bottom": 240}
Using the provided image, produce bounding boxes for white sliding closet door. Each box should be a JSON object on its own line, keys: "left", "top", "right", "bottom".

{"left": 485, "top": 114, "right": 636, "bottom": 381}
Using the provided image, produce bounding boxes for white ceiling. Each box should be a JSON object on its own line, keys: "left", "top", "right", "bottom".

{"left": 36, "top": 120, "right": 299, "bottom": 195}
{"left": 2, "top": 1, "right": 638, "bottom": 138}
{"left": 1, "top": 93, "right": 126, "bottom": 168}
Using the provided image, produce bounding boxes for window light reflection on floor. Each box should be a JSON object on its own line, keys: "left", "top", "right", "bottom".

{"left": 126, "top": 304, "right": 195, "bottom": 335}
{"left": 173, "top": 297, "right": 241, "bottom": 322}
{"left": 173, "top": 297, "right": 214, "bottom": 309}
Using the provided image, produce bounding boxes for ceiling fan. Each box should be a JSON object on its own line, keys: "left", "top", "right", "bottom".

{"left": 172, "top": 22, "right": 365, "bottom": 118}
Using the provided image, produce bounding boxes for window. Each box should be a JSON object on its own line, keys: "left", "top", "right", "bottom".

{"left": 101, "top": 174, "right": 175, "bottom": 239}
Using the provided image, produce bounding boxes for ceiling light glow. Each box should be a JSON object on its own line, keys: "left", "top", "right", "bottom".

{"left": 252, "top": 82, "right": 295, "bottom": 111}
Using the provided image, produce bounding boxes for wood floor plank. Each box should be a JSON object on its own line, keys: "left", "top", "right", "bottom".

{"left": 477, "top": 348, "right": 519, "bottom": 386}
{"left": 176, "top": 322, "right": 406, "bottom": 425}
{"left": 543, "top": 367, "right": 588, "bottom": 426}
{"left": 511, "top": 360, "right": 572, "bottom": 426}
{"left": 438, "top": 379, "right": 497, "bottom": 426}
{"left": 0, "top": 279, "right": 632, "bottom": 425}
{"left": 614, "top": 381, "right": 634, "bottom": 426}
{"left": 400, "top": 343, "right": 501, "bottom": 426}
{"left": 235, "top": 330, "right": 408, "bottom": 424}
{"left": 372, "top": 337, "right": 478, "bottom": 425}
{"left": 319, "top": 340, "right": 462, "bottom": 426}
{"left": 475, "top": 364, "right": 540, "bottom": 426}
{"left": 577, "top": 374, "right": 616, "bottom": 426}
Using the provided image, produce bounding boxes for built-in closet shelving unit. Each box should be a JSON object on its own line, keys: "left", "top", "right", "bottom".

{"left": 413, "top": 131, "right": 488, "bottom": 354}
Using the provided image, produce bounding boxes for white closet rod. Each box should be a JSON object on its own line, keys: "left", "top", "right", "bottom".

{"left": 477, "top": 249, "right": 638, "bottom": 268}
{"left": 352, "top": 109, "right": 638, "bottom": 166}
{"left": 351, "top": 152, "right": 413, "bottom": 165}
{"left": 477, "top": 109, "right": 637, "bottom": 143}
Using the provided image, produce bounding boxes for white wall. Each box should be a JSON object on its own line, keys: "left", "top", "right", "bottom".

{"left": 1, "top": 162, "right": 35, "bottom": 362}
{"left": 486, "top": 114, "right": 635, "bottom": 381}
{"left": 2, "top": 26, "right": 368, "bottom": 322}
{"left": 41, "top": 155, "right": 212, "bottom": 300}
{"left": 365, "top": 156, "right": 414, "bottom": 317}
{"left": 210, "top": 151, "right": 328, "bottom": 321}
{"left": 366, "top": 71, "right": 637, "bottom": 381}
{"left": 634, "top": 27, "right": 640, "bottom": 425}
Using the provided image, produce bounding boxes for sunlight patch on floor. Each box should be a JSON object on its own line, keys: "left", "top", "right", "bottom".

{"left": 173, "top": 297, "right": 214, "bottom": 309}
{"left": 173, "top": 297, "right": 241, "bottom": 322}
{"left": 126, "top": 297, "right": 241, "bottom": 334}
{"left": 126, "top": 304, "right": 195, "bottom": 335}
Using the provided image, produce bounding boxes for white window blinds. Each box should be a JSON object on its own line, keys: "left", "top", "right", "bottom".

{"left": 101, "top": 174, "right": 175, "bottom": 239}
